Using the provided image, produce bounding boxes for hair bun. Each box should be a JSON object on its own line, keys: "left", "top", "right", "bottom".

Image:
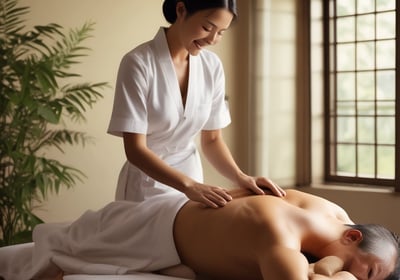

{"left": 162, "top": 0, "right": 178, "bottom": 24}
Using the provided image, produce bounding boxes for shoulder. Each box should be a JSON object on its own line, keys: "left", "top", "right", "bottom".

{"left": 117, "top": 40, "right": 158, "bottom": 79}
{"left": 121, "top": 40, "right": 154, "bottom": 65}
{"left": 258, "top": 246, "right": 310, "bottom": 280}
{"left": 284, "top": 190, "right": 353, "bottom": 224}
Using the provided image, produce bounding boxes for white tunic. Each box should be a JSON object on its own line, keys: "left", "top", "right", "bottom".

{"left": 108, "top": 27, "right": 231, "bottom": 201}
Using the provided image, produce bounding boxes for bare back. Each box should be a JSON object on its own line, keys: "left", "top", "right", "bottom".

{"left": 173, "top": 189, "right": 352, "bottom": 280}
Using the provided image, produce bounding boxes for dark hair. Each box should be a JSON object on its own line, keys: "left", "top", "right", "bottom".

{"left": 162, "top": 0, "right": 237, "bottom": 24}
{"left": 348, "top": 224, "right": 400, "bottom": 280}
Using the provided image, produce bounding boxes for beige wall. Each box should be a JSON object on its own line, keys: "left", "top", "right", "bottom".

{"left": 22, "top": 1, "right": 400, "bottom": 234}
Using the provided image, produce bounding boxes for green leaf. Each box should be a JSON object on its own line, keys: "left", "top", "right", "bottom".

{"left": 37, "top": 105, "right": 59, "bottom": 124}
{"left": 0, "top": 1, "right": 106, "bottom": 247}
{"left": 10, "top": 230, "right": 33, "bottom": 245}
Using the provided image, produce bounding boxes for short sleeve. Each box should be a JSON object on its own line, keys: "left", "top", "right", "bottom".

{"left": 202, "top": 55, "right": 231, "bottom": 130}
{"left": 107, "top": 53, "right": 150, "bottom": 137}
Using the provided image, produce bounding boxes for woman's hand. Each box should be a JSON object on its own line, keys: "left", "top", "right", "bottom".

{"left": 236, "top": 174, "right": 286, "bottom": 197}
{"left": 183, "top": 182, "right": 232, "bottom": 208}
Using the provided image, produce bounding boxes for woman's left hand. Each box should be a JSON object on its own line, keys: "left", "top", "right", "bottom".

{"left": 237, "top": 174, "right": 286, "bottom": 197}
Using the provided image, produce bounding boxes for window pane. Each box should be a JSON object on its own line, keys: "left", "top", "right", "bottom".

{"left": 377, "top": 117, "right": 395, "bottom": 144}
{"left": 337, "top": 117, "right": 356, "bottom": 142}
{"left": 358, "top": 116, "right": 375, "bottom": 143}
{"left": 337, "top": 17, "right": 355, "bottom": 42}
{"left": 357, "top": 71, "right": 374, "bottom": 100}
{"left": 337, "top": 101, "right": 355, "bottom": 115}
{"left": 377, "top": 101, "right": 395, "bottom": 115}
{"left": 377, "top": 146, "right": 395, "bottom": 179}
{"left": 337, "top": 144, "right": 356, "bottom": 175}
{"left": 337, "top": 0, "right": 355, "bottom": 16}
{"left": 377, "top": 0, "right": 396, "bottom": 12}
{"left": 376, "top": 40, "right": 396, "bottom": 69}
{"left": 357, "top": 101, "right": 375, "bottom": 115}
{"left": 357, "top": 0, "right": 374, "bottom": 14}
{"left": 337, "top": 72, "right": 355, "bottom": 100}
{"left": 337, "top": 43, "right": 355, "bottom": 71}
{"left": 358, "top": 145, "right": 375, "bottom": 177}
{"left": 357, "top": 42, "right": 375, "bottom": 70}
{"left": 377, "top": 12, "right": 396, "bottom": 39}
{"left": 377, "top": 70, "right": 395, "bottom": 99}
{"left": 357, "top": 14, "right": 375, "bottom": 41}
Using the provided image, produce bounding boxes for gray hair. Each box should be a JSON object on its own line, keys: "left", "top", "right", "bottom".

{"left": 347, "top": 224, "right": 399, "bottom": 280}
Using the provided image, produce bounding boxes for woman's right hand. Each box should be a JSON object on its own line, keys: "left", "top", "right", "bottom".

{"left": 183, "top": 183, "right": 233, "bottom": 208}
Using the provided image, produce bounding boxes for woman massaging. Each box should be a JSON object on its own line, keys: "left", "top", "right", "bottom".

{"left": 107, "top": 0, "right": 285, "bottom": 206}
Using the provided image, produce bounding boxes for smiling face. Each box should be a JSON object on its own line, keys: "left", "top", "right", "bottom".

{"left": 174, "top": 3, "right": 234, "bottom": 56}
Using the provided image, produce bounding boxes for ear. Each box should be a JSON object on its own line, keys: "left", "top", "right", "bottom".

{"left": 342, "top": 229, "right": 363, "bottom": 245}
{"left": 175, "top": 1, "right": 187, "bottom": 21}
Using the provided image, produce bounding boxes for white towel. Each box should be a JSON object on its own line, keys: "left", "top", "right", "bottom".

{"left": 0, "top": 192, "right": 189, "bottom": 280}
{"left": 0, "top": 242, "right": 36, "bottom": 280}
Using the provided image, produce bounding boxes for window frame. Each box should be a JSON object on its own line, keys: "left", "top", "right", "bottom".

{"left": 322, "top": 0, "right": 400, "bottom": 191}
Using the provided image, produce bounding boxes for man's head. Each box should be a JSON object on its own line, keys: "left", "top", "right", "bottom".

{"left": 342, "top": 224, "right": 399, "bottom": 280}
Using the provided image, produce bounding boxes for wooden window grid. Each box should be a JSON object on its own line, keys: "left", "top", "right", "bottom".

{"left": 323, "top": 0, "right": 399, "bottom": 191}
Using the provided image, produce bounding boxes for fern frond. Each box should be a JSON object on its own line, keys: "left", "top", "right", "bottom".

{"left": 0, "top": 0, "right": 29, "bottom": 37}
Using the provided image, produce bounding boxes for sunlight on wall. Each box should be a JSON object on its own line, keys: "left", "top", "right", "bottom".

{"left": 251, "top": 0, "right": 297, "bottom": 186}
{"left": 311, "top": 0, "right": 325, "bottom": 183}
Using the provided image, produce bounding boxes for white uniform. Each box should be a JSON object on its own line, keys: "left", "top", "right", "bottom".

{"left": 108, "top": 27, "right": 231, "bottom": 201}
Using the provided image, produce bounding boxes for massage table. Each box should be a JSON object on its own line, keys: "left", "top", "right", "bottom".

{"left": 64, "top": 274, "right": 188, "bottom": 280}
{"left": 0, "top": 242, "right": 190, "bottom": 280}
{"left": 64, "top": 275, "right": 189, "bottom": 280}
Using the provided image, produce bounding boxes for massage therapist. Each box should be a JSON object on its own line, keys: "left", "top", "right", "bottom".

{"left": 107, "top": 0, "right": 286, "bottom": 208}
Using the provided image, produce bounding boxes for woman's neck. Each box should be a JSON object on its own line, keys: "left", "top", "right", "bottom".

{"left": 165, "top": 26, "right": 189, "bottom": 63}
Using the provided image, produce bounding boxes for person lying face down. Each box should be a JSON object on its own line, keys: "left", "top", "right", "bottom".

{"left": 172, "top": 189, "right": 400, "bottom": 280}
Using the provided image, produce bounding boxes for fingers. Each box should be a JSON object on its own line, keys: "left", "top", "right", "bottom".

{"left": 185, "top": 184, "right": 232, "bottom": 208}
{"left": 255, "top": 177, "right": 286, "bottom": 197}
{"left": 203, "top": 187, "right": 232, "bottom": 208}
{"left": 249, "top": 184, "right": 266, "bottom": 195}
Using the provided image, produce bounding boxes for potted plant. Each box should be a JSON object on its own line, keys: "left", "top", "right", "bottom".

{"left": 0, "top": 0, "right": 107, "bottom": 246}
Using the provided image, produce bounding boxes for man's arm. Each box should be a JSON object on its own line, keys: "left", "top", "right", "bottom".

{"left": 309, "top": 271, "right": 357, "bottom": 280}
{"left": 309, "top": 256, "right": 357, "bottom": 280}
{"left": 258, "top": 247, "right": 358, "bottom": 280}
{"left": 258, "top": 246, "right": 310, "bottom": 280}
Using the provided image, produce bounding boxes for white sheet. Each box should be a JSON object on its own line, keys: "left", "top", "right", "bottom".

{"left": 0, "top": 243, "right": 189, "bottom": 280}
{"left": 0, "top": 192, "right": 190, "bottom": 280}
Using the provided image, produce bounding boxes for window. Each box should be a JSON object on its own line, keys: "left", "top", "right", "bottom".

{"left": 324, "top": 0, "right": 398, "bottom": 189}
